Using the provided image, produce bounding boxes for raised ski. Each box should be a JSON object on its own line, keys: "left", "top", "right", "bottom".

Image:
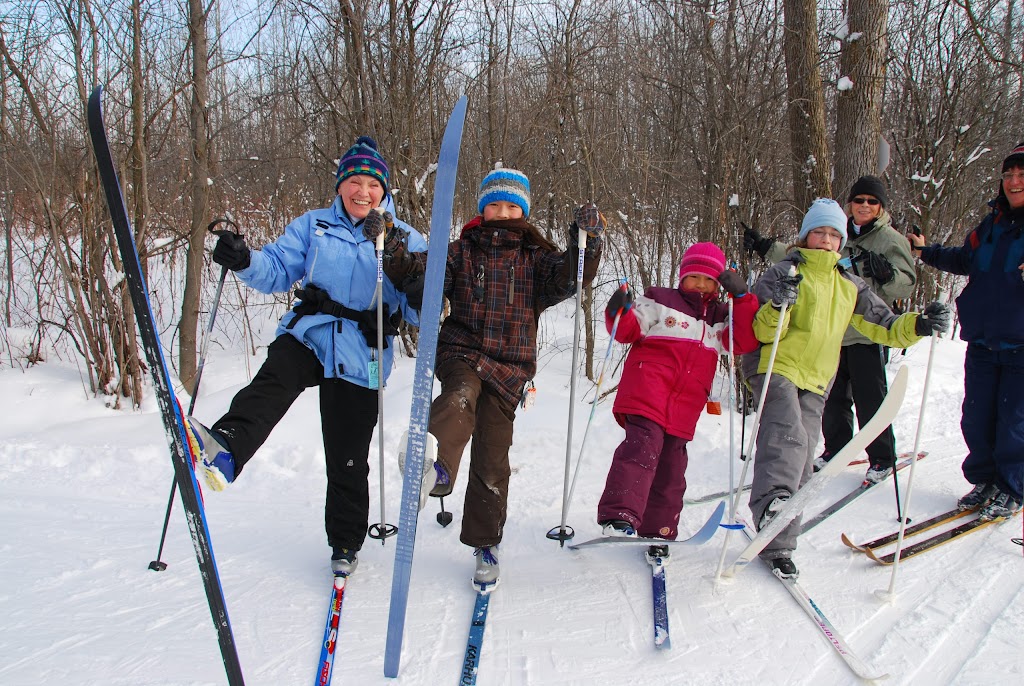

{"left": 722, "top": 365, "right": 909, "bottom": 577}
{"left": 88, "top": 85, "right": 243, "bottom": 684}
{"left": 384, "top": 96, "right": 468, "bottom": 678}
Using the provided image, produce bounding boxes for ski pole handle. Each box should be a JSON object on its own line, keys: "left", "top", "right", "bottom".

{"left": 207, "top": 216, "right": 242, "bottom": 239}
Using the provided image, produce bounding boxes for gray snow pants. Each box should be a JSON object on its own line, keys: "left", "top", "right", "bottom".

{"left": 747, "top": 372, "right": 827, "bottom": 558}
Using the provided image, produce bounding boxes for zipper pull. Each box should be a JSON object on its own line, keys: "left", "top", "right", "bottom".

{"left": 508, "top": 265, "right": 514, "bottom": 304}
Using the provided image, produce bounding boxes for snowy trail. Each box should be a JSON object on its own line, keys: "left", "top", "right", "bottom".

{"left": 1, "top": 331, "right": 1022, "bottom": 684}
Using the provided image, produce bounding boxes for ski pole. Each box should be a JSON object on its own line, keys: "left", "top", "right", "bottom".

{"left": 149, "top": 217, "right": 238, "bottom": 572}
{"left": 880, "top": 344, "right": 907, "bottom": 523}
{"left": 548, "top": 224, "right": 588, "bottom": 545}
{"left": 560, "top": 284, "right": 627, "bottom": 528}
{"left": 369, "top": 211, "right": 397, "bottom": 542}
{"left": 727, "top": 292, "right": 736, "bottom": 501}
{"left": 714, "top": 269, "right": 794, "bottom": 582}
{"left": 878, "top": 333, "right": 938, "bottom": 601}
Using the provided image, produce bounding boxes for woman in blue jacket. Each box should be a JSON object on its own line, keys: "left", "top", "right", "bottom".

{"left": 909, "top": 142, "right": 1024, "bottom": 522}
{"left": 188, "top": 136, "right": 426, "bottom": 576}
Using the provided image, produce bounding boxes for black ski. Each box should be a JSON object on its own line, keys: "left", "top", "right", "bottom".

{"left": 88, "top": 85, "right": 244, "bottom": 685}
{"left": 800, "top": 451, "right": 925, "bottom": 534}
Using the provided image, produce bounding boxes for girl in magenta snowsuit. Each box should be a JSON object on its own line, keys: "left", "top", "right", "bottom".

{"left": 597, "top": 243, "right": 760, "bottom": 541}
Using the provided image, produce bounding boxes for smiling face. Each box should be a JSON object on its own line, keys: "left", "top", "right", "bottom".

{"left": 680, "top": 273, "right": 719, "bottom": 294}
{"left": 804, "top": 227, "right": 845, "bottom": 253}
{"left": 1004, "top": 165, "right": 1024, "bottom": 210}
{"left": 482, "top": 201, "right": 524, "bottom": 221}
{"left": 849, "top": 194, "right": 882, "bottom": 224}
{"left": 338, "top": 175, "right": 385, "bottom": 220}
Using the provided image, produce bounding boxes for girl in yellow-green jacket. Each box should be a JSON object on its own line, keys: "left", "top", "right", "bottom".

{"left": 739, "top": 198, "right": 951, "bottom": 579}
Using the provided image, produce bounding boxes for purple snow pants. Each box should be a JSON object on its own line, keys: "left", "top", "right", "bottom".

{"left": 597, "top": 414, "right": 690, "bottom": 539}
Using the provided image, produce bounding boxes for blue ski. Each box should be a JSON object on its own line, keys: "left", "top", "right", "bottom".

{"left": 88, "top": 85, "right": 243, "bottom": 684}
{"left": 314, "top": 575, "right": 347, "bottom": 686}
{"left": 568, "top": 501, "right": 726, "bottom": 550}
{"left": 460, "top": 585, "right": 493, "bottom": 685}
{"left": 647, "top": 552, "right": 671, "bottom": 650}
{"left": 384, "top": 96, "right": 468, "bottom": 678}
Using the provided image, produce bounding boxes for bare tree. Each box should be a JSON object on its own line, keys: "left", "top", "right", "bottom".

{"left": 833, "top": 0, "right": 889, "bottom": 194}
{"left": 783, "top": 0, "right": 832, "bottom": 208}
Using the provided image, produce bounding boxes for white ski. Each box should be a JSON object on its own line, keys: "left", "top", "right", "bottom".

{"left": 722, "top": 365, "right": 909, "bottom": 577}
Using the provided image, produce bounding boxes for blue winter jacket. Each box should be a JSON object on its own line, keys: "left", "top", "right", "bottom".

{"left": 235, "top": 195, "right": 427, "bottom": 387}
{"left": 920, "top": 197, "right": 1024, "bottom": 349}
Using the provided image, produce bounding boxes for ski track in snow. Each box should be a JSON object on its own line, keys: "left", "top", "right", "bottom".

{"left": 1, "top": 313, "right": 1022, "bottom": 685}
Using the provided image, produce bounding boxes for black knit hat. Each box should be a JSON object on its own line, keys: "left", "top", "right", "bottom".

{"left": 848, "top": 175, "right": 888, "bottom": 208}
{"left": 1003, "top": 142, "right": 1024, "bottom": 172}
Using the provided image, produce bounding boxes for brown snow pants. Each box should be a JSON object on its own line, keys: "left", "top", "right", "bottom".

{"left": 430, "top": 358, "right": 517, "bottom": 548}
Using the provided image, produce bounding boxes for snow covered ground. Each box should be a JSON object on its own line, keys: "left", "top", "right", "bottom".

{"left": 1, "top": 299, "right": 1022, "bottom": 685}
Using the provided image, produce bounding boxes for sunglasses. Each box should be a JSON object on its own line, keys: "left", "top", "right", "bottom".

{"left": 851, "top": 197, "right": 880, "bottom": 206}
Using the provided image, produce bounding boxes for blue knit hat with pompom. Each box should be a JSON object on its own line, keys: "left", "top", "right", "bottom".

{"left": 478, "top": 163, "right": 531, "bottom": 217}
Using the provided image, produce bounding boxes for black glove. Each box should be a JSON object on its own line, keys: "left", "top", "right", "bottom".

{"left": 770, "top": 271, "right": 802, "bottom": 309}
{"left": 742, "top": 223, "right": 774, "bottom": 259}
{"left": 853, "top": 249, "right": 895, "bottom": 285}
{"left": 362, "top": 210, "right": 406, "bottom": 256}
{"left": 573, "top": 203, "right": 607, "bottom": 238}
{"left": 291, "top": 283, "right": 338, "bottom": 319}
{"left": 717, "top": 269, "right": 748, "bottom": 297}
{"left": 355, "top": 303, "right": 402, "bottom": 349}
{"left": 212, "top": 231, "right": 250, "bottom": 271}
{"left": 607, "top": 283, "right": 634, "bottom": 315}
{"left": 915, "top": 301, "right": 951, "bottom": 336}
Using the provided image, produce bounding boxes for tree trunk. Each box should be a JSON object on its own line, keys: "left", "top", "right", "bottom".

{"left": 180, "top": 0, "right": 211, "bottom": 393}
{"left": 834, "top": 0, "right": 888, "bottom": 195}
{"left": 783, "top": 0, "right": 831, "bottom": 210}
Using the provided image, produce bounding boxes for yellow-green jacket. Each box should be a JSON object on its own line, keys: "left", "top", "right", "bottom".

{"left": 741, "top": 249, "right": 923, "bottom": 395}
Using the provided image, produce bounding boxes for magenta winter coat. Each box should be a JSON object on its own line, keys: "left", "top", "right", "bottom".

{"left": 608, "top": 287, "right": 760, "bottom": 439}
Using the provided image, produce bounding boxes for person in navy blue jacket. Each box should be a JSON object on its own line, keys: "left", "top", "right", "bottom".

{"left": 187, "top": 136, "right": 427, "bottom": 576}
{"left": 909, "top": 142, "right": 1024, "bottom": 522}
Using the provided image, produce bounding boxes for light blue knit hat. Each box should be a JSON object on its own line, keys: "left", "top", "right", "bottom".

{"left": 478, "top": 163, "right": 531, "bottom": 217}
{"left": 799, "top": 198, "right": 849, "bottom": 250}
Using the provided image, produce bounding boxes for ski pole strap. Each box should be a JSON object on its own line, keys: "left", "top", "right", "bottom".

{"left": 286, "top": 284, "right": 401, "bottom": 347}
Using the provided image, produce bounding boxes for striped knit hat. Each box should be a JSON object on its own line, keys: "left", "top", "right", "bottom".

{"left": 678, "top": 242, "right": 726, "bottom": 283}
{"left": 1003, "top": 142, "right": 1024, "bottom": 172}
{"left": 336, "top": 136, "right": 389, "bottom": 191}
{"left": 478, "top": 163, "right": 531, "bottom": 217}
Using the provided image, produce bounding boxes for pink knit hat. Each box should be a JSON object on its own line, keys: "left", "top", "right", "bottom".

{"left": 678, "top": 242, "right": 726, "bottom": 283}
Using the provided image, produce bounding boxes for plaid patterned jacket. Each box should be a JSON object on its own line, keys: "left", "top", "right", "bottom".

{"left": 435, "top": 217, "right": 602, "bottom": 404}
